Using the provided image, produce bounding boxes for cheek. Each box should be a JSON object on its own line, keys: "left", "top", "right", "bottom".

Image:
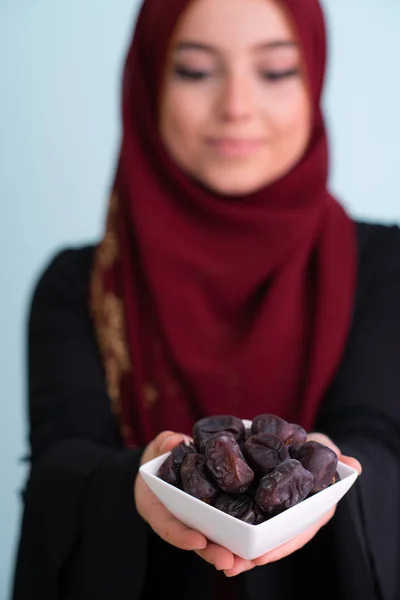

{"left": 161, "top": 88, "right": 207, "bottom": 152}
{"left": 267, "top": 89, "right": 311, "bottom": 146}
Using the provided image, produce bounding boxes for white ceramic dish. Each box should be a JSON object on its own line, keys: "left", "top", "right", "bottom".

{"left": 139, "top": 420, "right": 359, "bottom": 560}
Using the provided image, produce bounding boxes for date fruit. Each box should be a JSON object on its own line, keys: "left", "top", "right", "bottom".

{"left": 213, "top": 493, "right": 266, "bottom": 525}
{"left": 243, "top": 433, "right": 290, "bottom": 475}
{"left": 288, "top": 443, "right": 303, "bottom": 460}
{"left": 255, "top": 459, "right": 314, "bottom": 515}
{"left": 251, "top": 414, "right": 307, "bottom": 445}
{"left": 294, "top": 441, "right": 338, "bottom": 492}
{"left": 180, "top": 453, "right": 219, "bottom": 503}
{"left": 193, "top": 415, "right": 245, "bottom": 449}
{"left": 288, "top": 424, "right": 308, "bottom": 445}
{"left": 203, "top": 432, "right": 254, "bottom": 493}
{"left": 157, "top": 440, "right": 197, "bottom": 488}
{"left": 156, "top": 412, "right": 341, "bottom": 525}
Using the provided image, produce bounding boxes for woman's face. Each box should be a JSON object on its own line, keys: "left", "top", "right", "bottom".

{"left": 159, "top": 0, "right": 312, "bottom": 196}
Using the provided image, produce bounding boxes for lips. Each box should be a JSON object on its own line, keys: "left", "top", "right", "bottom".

{"left": 207, "top": 138, "right": 263, "bottom": 158}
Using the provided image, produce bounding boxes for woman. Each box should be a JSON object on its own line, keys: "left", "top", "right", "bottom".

{"left": 11, "top": 0, "right": 400, "bottom": 598}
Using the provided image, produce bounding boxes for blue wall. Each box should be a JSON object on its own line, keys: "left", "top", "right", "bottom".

{"left": 0, "top": 1, "right": 399, "bottom": 597}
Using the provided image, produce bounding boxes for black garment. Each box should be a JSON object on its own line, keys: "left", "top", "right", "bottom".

{"left": 10, "top": 221, "right": 400, "bottom": 600}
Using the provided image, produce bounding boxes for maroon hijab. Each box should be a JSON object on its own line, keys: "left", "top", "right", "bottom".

{"left": 90, "top": 0, "right": 356, "bottom": 448}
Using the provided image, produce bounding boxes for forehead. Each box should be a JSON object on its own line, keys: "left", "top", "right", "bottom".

{"left": 172, "top": 0, "right": 297, "bottom": 48}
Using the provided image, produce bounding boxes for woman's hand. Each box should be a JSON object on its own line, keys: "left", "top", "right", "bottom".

{"left": 135, "top": 431, "right": 362, "bottom": 576}
{"left": 134, "top": 431, "right": 208, "bottom": 552}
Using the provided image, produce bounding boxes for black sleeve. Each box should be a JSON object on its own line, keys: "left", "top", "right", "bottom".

{"left": 11, "top": 248, "right": 148, "bottom": 600}
{"left": 315, "top": 224, "right": 400, "bottom": 600}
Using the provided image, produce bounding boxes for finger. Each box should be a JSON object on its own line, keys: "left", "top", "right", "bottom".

{"left": 157, "top": 432, "right": 194, "bottom": 455}
{"left": 140, "top": 431, "right": 175, "bottom": 465}
{"left": 223, "top": 555, "right": 255, "bottom": 577}
{"left": 146, "top": 493, "right": 208, "bottom": 550}
{"left": 195, "top": 543, "right": 235, "bottom": 571}
{"left": 252, "top": 506, "right": 336, "bottom": 566}
{"left": 339, "top": 454, "right": 362, "bottom": 476}
{"left": 141, "top": 431, "right": 192, "bottom": 465}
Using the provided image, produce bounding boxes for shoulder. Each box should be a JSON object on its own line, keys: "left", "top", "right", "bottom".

{"left": 29, "top": 244, "right": 96, "bottom": 315}
{"left": 355, "top": 220, "right": 400, "bottom": 302}
{"left": 356, "top": 219, "right": 400, "bottom": 260}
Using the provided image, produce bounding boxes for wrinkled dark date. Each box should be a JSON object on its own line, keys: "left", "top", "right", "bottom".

{"left": 203, "top": 433, "right": 254, "bottom": 493}
{"left": 251, "top": 414, "right": 288, "bottom": 438}
{"left": 288, "top": 442, "right": 303, "bottom": 460}
{"left": 156, "top": 412, "right": 341, "bottom": 525}
{"left": 294, "top": 441, "right": 338, "bottom": 492}
{"left": 193, "top": 415, "right": 245, "bottom": 449}
{"left": 180, "top": 453, "right": 219, "bottom": 503}
{"left": 243, "top": 433, "right": 290, "bottom": 475}
{"left": 288, "top": 424, "right": 308, "bottom": 445}
{"left": 157, "top": 440, "right": 197, "bottom": 487}
{"left": 252, "top": 414, "right": 307, "bottom": 445}
{"left": 213, "top": 493, "right": 266, "bottom": 525}
{"left": 255, "top": 459, "right": 314, "bottom": 515}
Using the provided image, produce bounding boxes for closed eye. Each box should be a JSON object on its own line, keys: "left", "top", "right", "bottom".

{"left": 261, "top": 68, "right": 300, "bottom": 81}
{"left": 173, "top": 66, "right": 212, "bottom": 81}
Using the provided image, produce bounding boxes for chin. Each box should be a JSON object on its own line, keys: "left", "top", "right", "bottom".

{"left": 200, "top": 171, "right": 275, "bottom": 197}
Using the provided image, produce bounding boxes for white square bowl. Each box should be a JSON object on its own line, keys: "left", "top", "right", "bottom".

{"left": 139, "top": 420, "right": 359, "bottom": 560}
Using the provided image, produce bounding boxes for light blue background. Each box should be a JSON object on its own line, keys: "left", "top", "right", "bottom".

{"left": 0, "top": 1, "right": 399, "bottom": 597}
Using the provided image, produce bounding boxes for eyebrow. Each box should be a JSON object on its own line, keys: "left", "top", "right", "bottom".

{"left": 174, "top": 40, "right": 299, "bottom": 53}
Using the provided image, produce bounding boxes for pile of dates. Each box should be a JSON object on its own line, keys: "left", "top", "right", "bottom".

{"left": 157, "top": 414, "right": 339, "bottom": 525}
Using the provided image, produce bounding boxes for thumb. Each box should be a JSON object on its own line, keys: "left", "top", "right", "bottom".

{"left": 140, "top": 431, "right": 193, "bottom": 466}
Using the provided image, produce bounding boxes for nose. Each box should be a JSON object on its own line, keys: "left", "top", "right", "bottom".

{"left": 218, "top": 73, "right": 254, "bottom": 122}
